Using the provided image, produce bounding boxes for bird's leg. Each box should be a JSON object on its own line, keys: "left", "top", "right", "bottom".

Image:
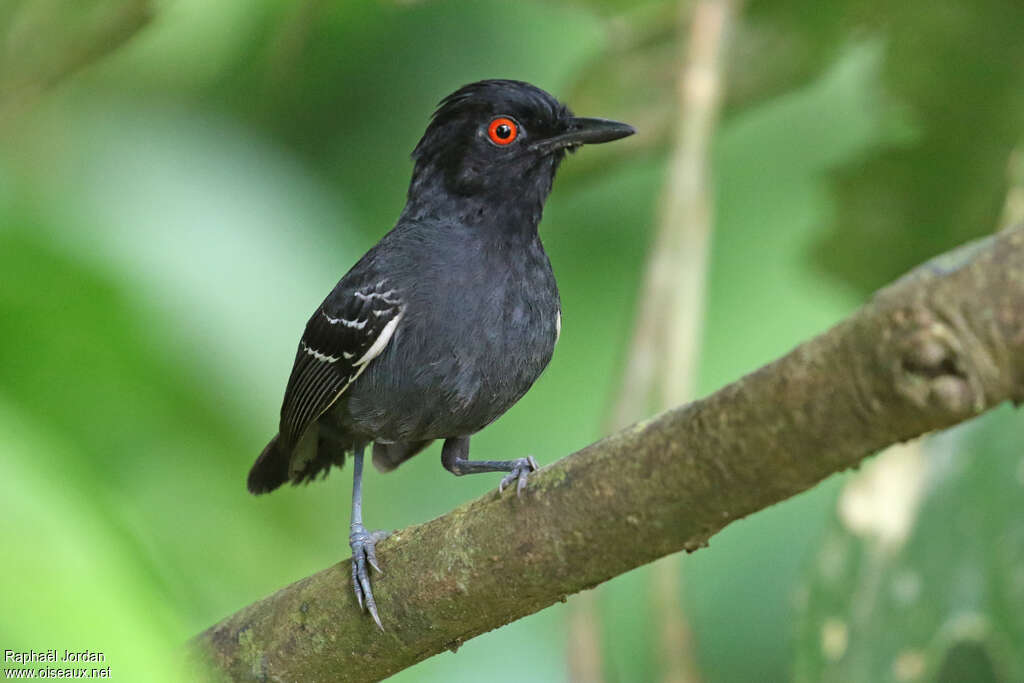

{"left": 441, "top": 437, "right": 539, "bottom": 496}
{"left": 348, "top": 445, "right": 388, "bottom": 630}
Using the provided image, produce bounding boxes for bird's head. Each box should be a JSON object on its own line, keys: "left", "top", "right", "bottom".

{"left": 407, "top": 80, "right": 634, "bottom": 218}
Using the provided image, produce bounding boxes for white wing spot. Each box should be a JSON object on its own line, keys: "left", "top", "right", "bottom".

{"left": 355, "top": 288, "right": 398, "bottom": 303}
{"left": 555, "top": 310, "right": 561, "bottom": 344}
{"left": 321, "top": 310, "right": 367, "bottom": 329}
{"left": 301, "top": 341, "right": 339, "bottom": 363}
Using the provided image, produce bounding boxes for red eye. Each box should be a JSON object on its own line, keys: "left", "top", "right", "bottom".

{"left": 487, "top": 117, "right": 518, "bottom": 145}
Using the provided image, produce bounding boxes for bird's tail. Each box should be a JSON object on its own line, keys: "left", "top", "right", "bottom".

{"left": 247, "top": 434, "right": 290, "bottom": 494}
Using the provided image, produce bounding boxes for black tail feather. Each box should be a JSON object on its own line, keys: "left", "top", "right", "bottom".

{"left": 247, "top": 434, "right": 290, "bottom": 494}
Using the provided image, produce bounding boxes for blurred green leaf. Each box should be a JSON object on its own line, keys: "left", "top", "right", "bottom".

{"left": 0, "top": 402, "right": 182, "bottom": 681}
{"left": 0, "top": 121, "right": 367, "bottom": 640}
{"left": 747, "top": 0, "right": 1024, "bottom": 292}
{"left": 794, "top": 407, "right": 1024, "bottom": 683}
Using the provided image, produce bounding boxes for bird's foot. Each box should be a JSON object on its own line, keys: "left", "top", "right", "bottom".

{"left": 498, "top": 456, "right": 539, "bottom": 496}
{"left": 349, "top": 525, "right": 390, "bottom": 630}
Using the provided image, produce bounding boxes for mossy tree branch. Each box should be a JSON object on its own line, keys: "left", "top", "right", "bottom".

{"left": 191, "top": 226, "right": 1024, "bottom": 682}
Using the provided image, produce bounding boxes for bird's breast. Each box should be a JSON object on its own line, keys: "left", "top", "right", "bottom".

{"left": 344, "top": 230, "right": 560, "bottom": 441}
{"left": 445, "top": 236, "right": 560, "bottom": 401}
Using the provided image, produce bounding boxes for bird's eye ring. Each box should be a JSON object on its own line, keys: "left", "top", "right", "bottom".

{"left": 487, "top": 117, "right": 518, "bottom": 146}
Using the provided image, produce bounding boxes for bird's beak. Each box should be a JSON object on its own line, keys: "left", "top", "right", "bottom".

{"left": 530, "top": 117, "right": 636, "bottom": 153}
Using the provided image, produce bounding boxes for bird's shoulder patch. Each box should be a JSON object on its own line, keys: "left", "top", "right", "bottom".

{"left": 280, "top": 280, "right": 405, "bottom": 450}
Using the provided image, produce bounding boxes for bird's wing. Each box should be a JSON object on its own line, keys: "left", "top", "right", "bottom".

{"left": 279, "top": 280, "right": 404, "bottom": 449}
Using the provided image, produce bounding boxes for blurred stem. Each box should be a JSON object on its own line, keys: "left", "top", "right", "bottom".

{"left": 0, "top": 0, "right": 153, "bottom": 126}
{"left": 655, "top": 5, "right": 739, "bottom": 680}
{"left": 609, "top": 0, "right": 739, "bottom": 433}
{"left": 656, "top": 0, "right": 736, "bottom": 409}
{"left": 567, "top": 591, "right": 605, "bottom": 683}
{"left": 592, "top": 0, "right": 740, "bottom": 681}
{"left": 999, "top": 147, "right": 1024, "bottom": 231}
{"left": 189, "top": 227, "right": 1024, "bottom": 680}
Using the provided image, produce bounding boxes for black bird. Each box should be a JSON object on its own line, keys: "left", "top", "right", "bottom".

{"left": 248, "top": 79, "right": 634, "bottom": 628}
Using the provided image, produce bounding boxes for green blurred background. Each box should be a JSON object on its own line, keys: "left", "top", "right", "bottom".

{"left": 2, "top": 0, "right": 1022, "bottom": 681}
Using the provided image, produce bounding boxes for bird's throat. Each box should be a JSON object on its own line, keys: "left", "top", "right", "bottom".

{"left": 403, "top": 164, "right": 553, "bottom": 238}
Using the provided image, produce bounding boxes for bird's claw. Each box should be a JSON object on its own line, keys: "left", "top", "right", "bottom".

{"left": 498, "top": 456, "right": 539, "bottom": 497}
{"left": 349, "top": 526, "right": 390, "bottom": 630}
